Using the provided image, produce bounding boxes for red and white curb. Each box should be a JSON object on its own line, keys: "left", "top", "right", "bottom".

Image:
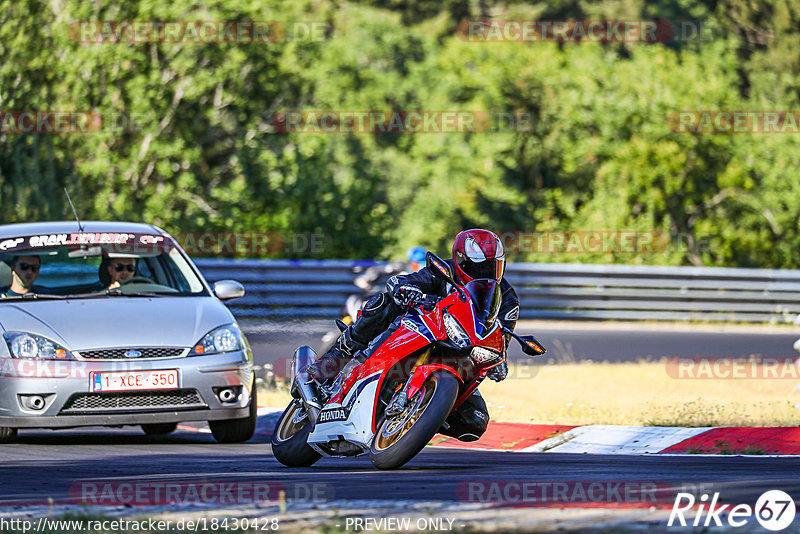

{"left": 430, "top": 422, "right": 800, "bottom": 455}
{"left": 184, "top": 409, "right": 800, "bottom": 455}
{"left": 519, "top": 425, "right": 713, "bottom": 454}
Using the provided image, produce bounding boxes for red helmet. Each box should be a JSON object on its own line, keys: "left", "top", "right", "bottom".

{"left": 451, "top": 229, "right": 505, "bottom": 284}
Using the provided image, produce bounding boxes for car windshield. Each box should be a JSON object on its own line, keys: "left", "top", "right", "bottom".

{"left": 0, "top": 232, "right": 207, "bottom": 298}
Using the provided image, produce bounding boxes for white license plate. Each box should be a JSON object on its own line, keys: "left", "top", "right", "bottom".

{"left": 92, "top": 370, "right": 179, "bottom": 392}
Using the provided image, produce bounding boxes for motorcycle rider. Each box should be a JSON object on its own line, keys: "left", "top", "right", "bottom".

{"left": 308, "top": 229, "right": 520, "bottom": 442}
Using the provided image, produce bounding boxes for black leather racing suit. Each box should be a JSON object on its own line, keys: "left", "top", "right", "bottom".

{"left": 344, "top": 261, "right": 520, "bottom": 442}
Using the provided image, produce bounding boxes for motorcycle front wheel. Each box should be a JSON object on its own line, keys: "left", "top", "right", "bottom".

{"left": 369, "top": 370, "right": 459, "bottom": 470}
{"left": 271, "top": 400, "right": 322, "bottom": 467}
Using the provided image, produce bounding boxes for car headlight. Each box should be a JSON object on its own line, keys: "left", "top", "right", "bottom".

{"left": 189, "top": 324, "right": 245, "bottom": 356}
{"left": 443, "top": 313, "right": 471, "bottom": 349}
{"left": 3, "top": 332, "right": 75, "bottom": 360}
{"left": 470, "top": 346, "right": 503, "bottom": 365}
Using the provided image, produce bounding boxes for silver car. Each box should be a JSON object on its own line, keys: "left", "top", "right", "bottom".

{"left": 0, "top": 221, "right": 256, "bottom": 443}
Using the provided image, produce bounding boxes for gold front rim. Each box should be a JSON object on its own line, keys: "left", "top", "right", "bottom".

{"left": 373, "top": 377, "right": 438, "bottom": 452}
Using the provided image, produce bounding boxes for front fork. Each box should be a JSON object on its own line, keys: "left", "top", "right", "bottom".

{"left": 385, "top": 347, "right": 431, "bottom": 417}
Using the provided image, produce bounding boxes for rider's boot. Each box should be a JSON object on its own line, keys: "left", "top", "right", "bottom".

{"left": 307, "top": 326, "right": 367, "bottom": 382}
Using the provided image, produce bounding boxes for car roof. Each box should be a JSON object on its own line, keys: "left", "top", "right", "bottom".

{"left": 0, "top": 221, "right": 167, "bottom": 240}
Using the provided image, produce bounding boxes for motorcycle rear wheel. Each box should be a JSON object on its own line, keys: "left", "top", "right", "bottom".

{"left": 369, "top": 370, "right": 459, "bottom": 470}
{"left": 271, "top": 400, "right": 321, "bottom": 467}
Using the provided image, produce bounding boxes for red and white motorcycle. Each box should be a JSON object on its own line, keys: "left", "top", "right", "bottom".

{"left": 271, "top": 252, "right": 546, "bottom": 469}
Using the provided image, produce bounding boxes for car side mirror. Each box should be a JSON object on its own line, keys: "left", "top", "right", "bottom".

{"left": 213, "top": 280, "right": 245, "bottom": 301}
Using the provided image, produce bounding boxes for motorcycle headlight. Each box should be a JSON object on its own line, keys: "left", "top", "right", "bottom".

{"left": 189, "top": 324, "right": 245, "bottom": 356}
{"left": 443, "top": 313, "right": 471, "bottom": 349}
{"left": 470, "top": 346, "right": 503, "bottom": 365}
{"left": 3, "top": 332, "right": 75, "bottom": 360}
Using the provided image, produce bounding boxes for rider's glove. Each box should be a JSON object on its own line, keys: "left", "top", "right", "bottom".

{"left": 487, "top": 361, "right": 508, "bottom": 382}
{"left": 392, "top": 285, "right": 425, "bottom": 306}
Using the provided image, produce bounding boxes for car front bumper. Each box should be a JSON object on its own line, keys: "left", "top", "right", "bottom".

{"left": 0, "top": 351, "right": 254, "bottom": 429}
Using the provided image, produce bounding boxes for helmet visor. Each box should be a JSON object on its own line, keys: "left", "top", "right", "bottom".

{"left": 457, "top": 256, "right": 505, "bottom": 282}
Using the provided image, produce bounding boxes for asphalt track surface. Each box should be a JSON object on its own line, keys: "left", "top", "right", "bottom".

{"left": 3, "top": 321, "right": 800, "bottom": 529}
{"left": 2, "top": 424, "right": 800, "bottom": 511}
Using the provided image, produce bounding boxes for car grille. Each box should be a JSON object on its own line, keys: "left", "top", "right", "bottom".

{"left": 60, "top": 389, "right": 206, "bottom": 414}
{"left": 77, "top": 347, "right": 186, "bottom": 360}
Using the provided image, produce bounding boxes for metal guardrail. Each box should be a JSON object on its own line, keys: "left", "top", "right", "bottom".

{"left": 194, "top": 259, "right": 800, "bottom": 323}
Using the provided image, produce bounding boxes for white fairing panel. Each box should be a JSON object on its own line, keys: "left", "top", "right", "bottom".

{"left": 307, "top": 372, "right": 380, "bottom": 451}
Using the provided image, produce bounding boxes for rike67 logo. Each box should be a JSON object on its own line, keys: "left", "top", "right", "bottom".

{"left": 669, "top": 490, "right": 796, "bottom": 531}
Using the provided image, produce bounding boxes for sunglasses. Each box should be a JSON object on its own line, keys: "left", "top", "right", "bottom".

{"left": 16, "top": 262, "right": 40, "bottom": 273}
{"left": 112, "top": 263, "right": 135, "bottom": 273}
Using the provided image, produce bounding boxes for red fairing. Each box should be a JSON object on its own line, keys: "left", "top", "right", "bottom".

{"left": 338, "top": 318, "right": 436, "bottom": 401}
{"left": 337, "top": 290, "right": 505, "bottom": 406}
{"left": 406, "top": 364, "right": 463, "bottom": 399}
{"left": 437, "top": 291, "right": 504, "bottom": 351}
{"left": 478, "top": 324, "right": 505, "bottom": 353}
{"left": 420, "top": 292, "right": 455, "bottom": 338}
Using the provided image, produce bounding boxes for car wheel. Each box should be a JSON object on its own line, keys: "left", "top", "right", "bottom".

{"left": 141, "top": 423, "right": 178, "bottom": 436}
{"left": 0, "top": 427, "right": 18, "bottom": 444}
{"left": 209, "top": 386, "right": 257, "bottom": 443}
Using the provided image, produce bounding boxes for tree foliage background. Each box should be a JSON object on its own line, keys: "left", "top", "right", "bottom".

{"left": 1, "top": 0, "right": 798, "bottom": 265}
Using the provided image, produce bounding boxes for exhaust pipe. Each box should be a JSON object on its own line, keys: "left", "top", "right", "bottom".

{"left": 292, "top": 346, "right": 321, "bottom": 422}
{"left": 218, "top": 388, "right": 236, "bottom": 403}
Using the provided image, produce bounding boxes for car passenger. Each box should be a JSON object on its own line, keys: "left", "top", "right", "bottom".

{"left": 1, "top": 255, "right": 41, "bottom": 297}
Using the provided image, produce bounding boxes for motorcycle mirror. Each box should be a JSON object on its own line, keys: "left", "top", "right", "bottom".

{"left": 502, "top": 327, "right": 547, "bottom": 356}
{"left": 519, "top": 335, "right": 547, "bottom": 356}
{"left": 426, "top": 251, "right": 468, "bottom": 301}
{"left": 426, "top": 251, "right": 454, "bottom": 281}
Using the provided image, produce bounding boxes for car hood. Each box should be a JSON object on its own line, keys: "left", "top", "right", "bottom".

{"left": 0, "top": 297, "right": 234, "bottom": 350}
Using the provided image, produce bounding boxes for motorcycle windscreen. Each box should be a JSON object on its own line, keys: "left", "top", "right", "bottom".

{"left": 464, "top": 279, "right": 502, "bottom": 333}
